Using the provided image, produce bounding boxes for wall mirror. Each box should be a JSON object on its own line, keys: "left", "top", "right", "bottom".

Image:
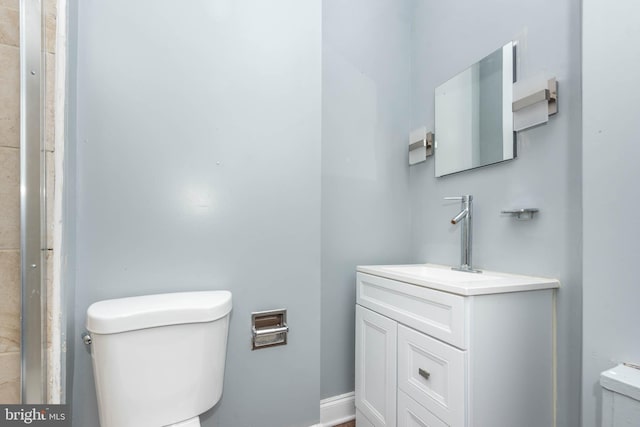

{"left": 434, "top": 42, "right": 516, "bottom": 177}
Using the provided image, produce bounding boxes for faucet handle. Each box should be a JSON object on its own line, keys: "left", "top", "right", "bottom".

{"left": 444, "top": 195, "right": 472, "bottom": 201}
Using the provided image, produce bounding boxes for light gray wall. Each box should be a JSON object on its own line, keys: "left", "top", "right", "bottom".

{"left": 321, "top": 0, "right": 413, "bottom": 399}
{"left": 69, "top": 1, "right": 321, "bottom": 426}
{"left": 409, "top": 1, "right": 582, "bottom": 426}
{"left": 582, "top": 1, "right": 640, "bottom": 426}
{"left": 65, "top": 2, "right": 595, "bottom": 425}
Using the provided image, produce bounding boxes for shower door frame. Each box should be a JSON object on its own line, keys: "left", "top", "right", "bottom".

{"left": 20, "top": 0, "right": 47, "bottom": 404}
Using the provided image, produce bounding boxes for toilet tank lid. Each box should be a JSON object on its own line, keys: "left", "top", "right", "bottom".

{"left": 601, "top": 364, "right": 640, "bottom": 401}
{"left": 86, "top": 291, "right": 232, "bottom": 334}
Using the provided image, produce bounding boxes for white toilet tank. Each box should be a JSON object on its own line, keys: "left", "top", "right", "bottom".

{"left": 601, "top": 364, "right": 640, "bottom": 427}
{"left": 86, "top": 291, "right": 232, "bottom": 427}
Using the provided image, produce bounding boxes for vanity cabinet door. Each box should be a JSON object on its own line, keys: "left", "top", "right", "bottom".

{"left": 356, "top": 409, "right": 377, "bottom": 427}
{"left": 355, "top": 305, "right": 397, "bottom": 427}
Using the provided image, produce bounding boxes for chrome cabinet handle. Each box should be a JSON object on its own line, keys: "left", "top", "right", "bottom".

{"left": 418, "top": 368, "right": 430, "bottom": 380}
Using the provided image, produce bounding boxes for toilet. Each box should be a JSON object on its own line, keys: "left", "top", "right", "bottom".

{"left": 85, "top": 290, "right": 232, "bottom": 427}
{"left": 600, "top": 364, "right": 640, "bottom": 426}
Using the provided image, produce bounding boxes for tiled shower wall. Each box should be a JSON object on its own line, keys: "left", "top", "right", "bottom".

{"left": 0, "top": 0, "right": 57, "bottom": 403}
{"left": 0, "top": 0, "right": 23, "bottom": 403}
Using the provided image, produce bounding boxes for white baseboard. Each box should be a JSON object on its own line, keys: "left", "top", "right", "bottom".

{"left": 319, "top": 391, "right": 355, "bottom": 427}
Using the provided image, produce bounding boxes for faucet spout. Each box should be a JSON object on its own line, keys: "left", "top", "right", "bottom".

{"left": 451, "top": 208, "right": 468, "bottom": 225}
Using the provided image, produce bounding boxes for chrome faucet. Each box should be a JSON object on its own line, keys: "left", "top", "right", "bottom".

{"left": 444, "top": 195, "right": 481, "bottom": 273}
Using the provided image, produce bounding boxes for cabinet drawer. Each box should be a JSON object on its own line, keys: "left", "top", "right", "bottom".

{"left": 357, "top": 272, "right": 467, "bottom": 348}
{"left": 398, "top": 390, "right": 447, "bottom": 427}
{"left": 398, "top": 325, "right": 466, "bottom": 427}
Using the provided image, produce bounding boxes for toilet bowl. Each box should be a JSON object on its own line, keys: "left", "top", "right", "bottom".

{"left": 86, "top": 290, "right": 232, "bottom": 427}
{"left": 601, "top": 364, "right": 640, "bottom": 427}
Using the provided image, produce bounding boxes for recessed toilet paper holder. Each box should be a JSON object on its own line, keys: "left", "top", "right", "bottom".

{"left": 251, "top": 309, "right": 288, "bottom": 350}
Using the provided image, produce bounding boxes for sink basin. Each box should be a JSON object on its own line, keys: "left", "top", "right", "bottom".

{"left": 357, "top": 263, "right": 559, "bottom": 296}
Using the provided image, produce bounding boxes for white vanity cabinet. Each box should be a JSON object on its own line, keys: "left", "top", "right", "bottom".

{"left": 355, "top": 264, "right": 559, "bottom": 427}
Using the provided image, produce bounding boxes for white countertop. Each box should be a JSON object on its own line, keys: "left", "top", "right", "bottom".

{"left": 357, "top": 263, "right": 560, "bottom": 296}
